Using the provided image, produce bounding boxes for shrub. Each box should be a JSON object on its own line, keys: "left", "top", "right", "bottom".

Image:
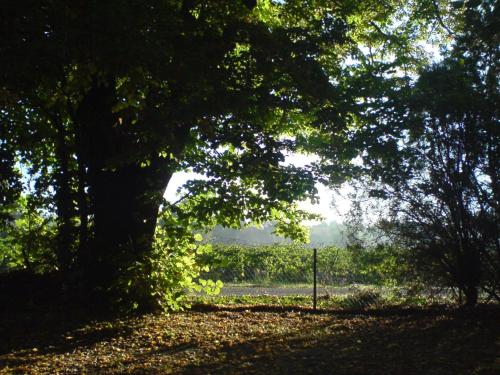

{"left": 112, "top": 210, "right": 222, "bottom": 312}
{"left": 342, "top": 287, "right": 382, "bottom": 309}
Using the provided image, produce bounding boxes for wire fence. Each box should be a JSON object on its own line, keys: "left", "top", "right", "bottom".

{"left": 196, "top": 245, "right": 460, "bottom": 309}
{"left": 199, "top": 245, "right": 365, "bottom": 298}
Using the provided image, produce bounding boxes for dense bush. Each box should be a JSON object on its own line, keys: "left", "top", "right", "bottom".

{"left": 108, "top": 209, "right": 223, "bottom": 312}
{"left": 348, "top": 244, "right": 410, "bottom": 287}
{"left": 0, "top": 205, "right": 223, "bottom": 312}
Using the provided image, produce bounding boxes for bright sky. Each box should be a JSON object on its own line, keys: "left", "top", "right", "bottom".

{"left": 163, "top": 153, "right": 351, "bottom": 224}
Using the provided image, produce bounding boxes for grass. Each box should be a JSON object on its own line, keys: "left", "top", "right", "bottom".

{"left": 194, "top": 286, "right": 455, "bottom": 310}
{"left": 1, "top": 294, "right": 498, "bottom": 374}
{"left": 221, "top": 281, "right": 316, "bottom": 288}
{"left": 192, "top": 294, "right": 324, "bottom": 307}
{"left": 221, "top": 282, "right": 365, "bottom": 289}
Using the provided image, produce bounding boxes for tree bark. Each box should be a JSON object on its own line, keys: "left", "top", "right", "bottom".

{"left": 464, "top": 285, "right": 478, "bottom": 307}
{"left": 89, "top": 159, "right": 173, "bottom": 285}
{"left": 75, "top": 80, "right": 190, "bottom": 306}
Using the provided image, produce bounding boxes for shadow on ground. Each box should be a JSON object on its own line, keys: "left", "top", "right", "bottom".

{"left": 0, "top": 271, "right": 133, "bottom": 357}
{"left": 182, "top": 306, "right": 500, "bottom": 375}
{"left": 1, "top": 275, "right": 498, "bottom": 375}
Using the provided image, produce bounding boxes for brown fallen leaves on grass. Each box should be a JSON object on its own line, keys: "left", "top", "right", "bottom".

{"left": 0, "top": 302, "right": 499, "bottom": 375}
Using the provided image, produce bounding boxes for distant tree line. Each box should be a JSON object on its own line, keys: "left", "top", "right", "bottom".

{"left": 205, "top": 221, "right": 347, "bottom": 247}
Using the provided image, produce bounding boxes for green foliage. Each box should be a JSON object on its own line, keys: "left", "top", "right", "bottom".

{"left": 0, "top": 141, "right": 21, "bottom": 225}
{"left": 0, "top": 195, "right": 56, "bottom": 272}
{"left": 321, "top": 0, "right": 499, "bottom": 306}
{"left": 111, "top": 209, "right": 225, "bottom": 312}
{"left": 1, "top": 0, "right": 357, "bottom": 309}
{"left": 349, "top": 244, "right": 410, "bottom": 287}
{"left": 1, "top": 0, "right": 478, "bottom": 311}
{"left": 201, "top": 243, "right": 406, "bottom": 287}
{"left": 0, "top": 0, "right": 340, "bottom": 305}
{"left": 202, "top": 244, "right": 313, "bottom": 284}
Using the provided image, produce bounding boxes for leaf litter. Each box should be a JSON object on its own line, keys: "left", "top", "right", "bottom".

{"left": 0, "top": 303, "right": 498, "bottom": 374}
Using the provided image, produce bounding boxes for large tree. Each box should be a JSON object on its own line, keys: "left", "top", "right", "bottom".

{"left": 331, "top": 0, "right": 499, "bottom": 306}
{"left": 1, "top": 0, "right": 355, "bottom": 306}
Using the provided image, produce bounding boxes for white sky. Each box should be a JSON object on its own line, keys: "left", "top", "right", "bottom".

{"left": 163, "top": 153, "right": 351, "bottom": 224}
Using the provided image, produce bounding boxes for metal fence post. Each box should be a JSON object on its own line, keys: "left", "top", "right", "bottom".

{"left": 313, "top": 247, "right": 317, "bottom": 311}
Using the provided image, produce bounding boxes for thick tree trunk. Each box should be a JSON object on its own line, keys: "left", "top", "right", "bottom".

{"left": 82, "top": 158, "right": 174, "bottom": 307}
{"left": 457, "top": 246, "right": 481, "bottom": 308}
{"left": 464, "top": 285, "right": 478, "bottom": 307}
{"left": 75, "top": 80, "right": 190, "bottom": 307}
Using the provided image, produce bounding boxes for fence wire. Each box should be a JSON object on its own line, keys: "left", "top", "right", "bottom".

{"left": 199, "top": 245, "right": 361, "bottom": 297}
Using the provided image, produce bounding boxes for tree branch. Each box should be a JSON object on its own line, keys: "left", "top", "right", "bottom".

{"left": 432, "top": 0, "right": 455, "bottom": 37}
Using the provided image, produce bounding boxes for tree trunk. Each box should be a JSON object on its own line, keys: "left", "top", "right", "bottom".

{"left": 462, "top": 247, "right": 481, "bottom": 307}
{"left": 464, "top": 285, "right": 478, "bottom": 307}
{"left": 75, "top": 80, "right": 190, "bottom": 307}
{"left": 88, "top": 159, "right": 173, "bottom": 296}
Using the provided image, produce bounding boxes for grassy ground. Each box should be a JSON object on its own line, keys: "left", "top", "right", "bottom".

{"left": 196, "top": 289, "right": 452, "bottom": 309}
{"left": 1, "top": 295, "right": 499, "bottom": 375}
{"left": 213, "top": 282, "right": 318, "bottom": 290}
